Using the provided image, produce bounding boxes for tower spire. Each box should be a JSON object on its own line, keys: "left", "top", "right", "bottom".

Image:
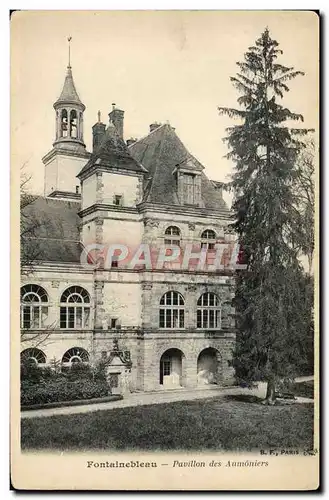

{"left": 67, "top": 36, "right": 72, "bottom": 68}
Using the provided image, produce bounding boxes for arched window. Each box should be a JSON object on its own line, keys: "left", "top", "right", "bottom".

{"left": 60, "top": 286, "right": 90, "bottom": 329}
{"left": 21, "top": 348, "right": 46, "bottom": 365}
{"left": 70, "top": 109, "right": 77, "bottom": 138}
{"left": 62, "top": 347, "right": 89, "bottom": 365}
{"left": 20, "top": 285, "right": 49, "bottom": 329}
{"left": 79, "top": 112, "right": 83, "bottom": 140}
{"left": 61, "top": 109, "right": 68, "bottom": 137}
{"left": 197, "top": 292, "right": 221, "bottom": 329}
{"left": 159, "top": 291, "right": 185, "bottom": 329}
{"left": 201, "top": 229, "right": 216, "bottom": 250}
{"left": 164, "top": 226, "right": 181, "bottom": 246}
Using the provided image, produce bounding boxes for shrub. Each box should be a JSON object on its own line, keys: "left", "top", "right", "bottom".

{"left": 64, "top": 363, "right": 94, "bottom": 381}
{"left": 21, "top": 377, "right": 110, "bottom": 406}
{"left": 93, "top": 361, "right": 107, "bottom": 382}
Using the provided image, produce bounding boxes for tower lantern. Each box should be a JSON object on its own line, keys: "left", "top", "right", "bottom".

{"left": 42, "top": 37, "right": 90, "bottom": 198}
{"left": 53, "top": 37, "right": 86, "bottom": 151}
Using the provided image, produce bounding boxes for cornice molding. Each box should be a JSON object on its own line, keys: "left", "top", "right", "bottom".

{"left": 42, "top": 147, "right": 91, "bottom": 164}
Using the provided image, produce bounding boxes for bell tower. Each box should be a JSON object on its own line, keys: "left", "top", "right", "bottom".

{"left": 43, "top": 37, "right": 90, "bottom": 199}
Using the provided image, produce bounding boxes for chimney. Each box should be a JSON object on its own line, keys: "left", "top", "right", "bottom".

{"left": 127, "top": 137, "right": 137, "bottom": 147}
{"left": 109, "top": 103, "right": 124, "bottom": 139}
{"left": 149, "top": 122, "right": 161, "bottom": 133}
{"left": 92, "top": 111, "right": 106, "bottom": 152}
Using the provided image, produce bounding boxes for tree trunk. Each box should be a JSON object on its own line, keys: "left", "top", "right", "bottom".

{"left": 263, "top": 378, "right": 276, "bottom": 405}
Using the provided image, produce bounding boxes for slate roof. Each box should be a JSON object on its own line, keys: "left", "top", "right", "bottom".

{"left": 77, "top": 123, "right": 147, "bottom": 178}
{"left": 21, "top": 197, "right": 82, "bottom": 264}
{"left": 128, "top": 124, "right": 230, "bottom": 212}
{"left": 54, "top": 66, "right": 84, "bottom": 108}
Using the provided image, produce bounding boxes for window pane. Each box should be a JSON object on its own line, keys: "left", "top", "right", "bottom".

{"left": 173, "top": 309, "right": 178, "bottom": 328}
{"left": 76, "top": 307, "right": 82, "bottom": 328}
{"left": 68, "top": 307, "right": 75, "bottom": 328}
{"left": 159, "top": 309, "right": 165, "bottom": 328}
{"left": 60, "top": 307, "right": 67, "bottom": 328}
{"left": 23, "top": 306, "right": 31, "bottom": 329}
{"left": 84, "top": 308, "right": 90, "bottom": 328}
{"left": 32, "top": 307, "right": 40, "bottom": 329}
{"left": 41, "top": 306, "right": 48, "bottom": 327}
{"left": 209, "top": 310, "right": 215, "bottom": 328}
{"left": 179, "top": 310, "right": 184, "bottom": 328}
{"left": 197, "top": 310, "right": 202, "bottom": 328}
{"left": 203, "top": 310, "right": 208, "bottom": 328}
{"left": 163, "top": 360, "right": 171, "bottom": 376}
{"left": 165, "top": 309, "right": 171, "bottom": 328}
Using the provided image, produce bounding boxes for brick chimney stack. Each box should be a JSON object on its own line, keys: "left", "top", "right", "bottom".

{"left": 92, "top": 110, "right": 106, "bottom": 152}
{"left": 109, "top": 103, "right": 124, "bottom": 139}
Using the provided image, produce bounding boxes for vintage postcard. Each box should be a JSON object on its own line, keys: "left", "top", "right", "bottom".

{"left": 11, "top": 10, "right": 319, "bottom": 491}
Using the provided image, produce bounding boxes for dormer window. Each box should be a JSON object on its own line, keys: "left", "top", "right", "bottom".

{"left": 113, "top": 195, "right": 123, "bottom": 206}
{"left": 175, "top": 157, "right": 203, "bottom": 206}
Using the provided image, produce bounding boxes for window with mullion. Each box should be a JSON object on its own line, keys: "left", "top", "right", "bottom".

{"left": 159, "top": 291, "right": 185, "bottom": 329}
{"left": 60, "top": 286, "right": 90, "bottom": 329}
{"left": 197, "top": 292, "right": 221, "bottom": 329}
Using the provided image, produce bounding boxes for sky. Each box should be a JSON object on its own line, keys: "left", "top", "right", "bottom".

{"left": 11, "top": 10, "right": 319, "bottom": 204}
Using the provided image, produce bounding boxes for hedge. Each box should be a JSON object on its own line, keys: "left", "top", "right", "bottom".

{"left": 21, "top": 378, "right": 110, "bottom": 406}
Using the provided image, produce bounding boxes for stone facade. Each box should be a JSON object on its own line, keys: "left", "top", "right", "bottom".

{"left": 21, "top": 63, "right": 237, "bottom": 394}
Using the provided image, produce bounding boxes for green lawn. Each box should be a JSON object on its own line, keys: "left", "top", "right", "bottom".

{"left": 21, "top": 396, "right": 314, "bottom": 452}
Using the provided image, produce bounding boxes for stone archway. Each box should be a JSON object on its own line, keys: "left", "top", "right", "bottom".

{"left": 160, "top": 348, "right": 185, "bottom": 389}
{"left": 197, "top": 347, "right": 222, "bottom": 385}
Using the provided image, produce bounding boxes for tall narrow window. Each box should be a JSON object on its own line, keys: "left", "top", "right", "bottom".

{"left": 60, "top": 286, "right": 90, "bottom": 329}
{"left": 201, "top": 229, "right": 216, "bottom": 250}
{"left": 113, "top": 195, "right": 123, "bottom": 206}
{"left": 183, "top": 174, "right": 196, "bottom": 205}
{"left": 164, "top": 226, "right": 181, "bottom": 246}
{"left": 70, "top": 110, "right": 77, "bottom": 138}
{"left": 61, "top": 109, "right": 68, "bottom": 137}
{"left": 159, "top": 291, "right": 185, "bottom": 329}
{"left": 197, "top": 292, "right": 221, "bottom": 329}
{"left": 20, "top": 285, "right": 49, "bottom": 329}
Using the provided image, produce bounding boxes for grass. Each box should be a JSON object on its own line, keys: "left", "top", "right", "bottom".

{"left": 21, "top": 396, "right": 314, "bottom": 452}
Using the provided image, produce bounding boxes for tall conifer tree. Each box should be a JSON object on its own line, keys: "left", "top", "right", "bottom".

{"left": 218, "top": 28, "right": 313, "bottom": 402}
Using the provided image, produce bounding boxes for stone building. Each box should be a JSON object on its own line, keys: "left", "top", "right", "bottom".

{"left": 20, "top": 62, "right": 237, "bottom": 393}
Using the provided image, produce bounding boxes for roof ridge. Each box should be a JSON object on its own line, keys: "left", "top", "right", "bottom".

{"left": 143, "top": 125, "right": 169, "bottom": 203}
{"left": 127, "top": 123, "right": 167, "bottom": 148}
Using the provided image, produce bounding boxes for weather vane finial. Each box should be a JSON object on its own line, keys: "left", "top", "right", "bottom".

{"left": 97, "top": 110, "right": 101, "bottom": 123}
{"left": 67, "top": 36, "right": 72, "bottom": 68}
